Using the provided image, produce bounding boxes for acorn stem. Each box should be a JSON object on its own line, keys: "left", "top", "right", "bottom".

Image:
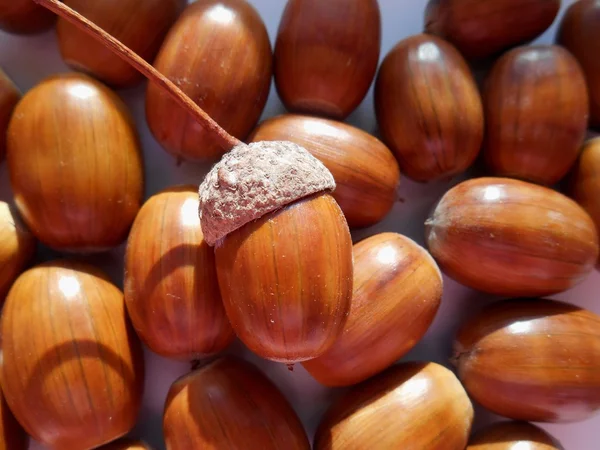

{"left": 34, "top": 0, "right": 241, "bottom": 151}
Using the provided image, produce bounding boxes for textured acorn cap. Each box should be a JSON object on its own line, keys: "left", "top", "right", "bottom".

{"left": 198, "top": 141, "right": 336, "bottom": 246}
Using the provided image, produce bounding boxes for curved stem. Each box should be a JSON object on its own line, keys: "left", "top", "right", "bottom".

{"left": 34, "top": 0, "right": 241, "bottom": 151}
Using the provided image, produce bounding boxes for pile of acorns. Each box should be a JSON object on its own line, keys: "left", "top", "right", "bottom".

{"left": 0, "top": 0, "right": 598, "bottom": 449}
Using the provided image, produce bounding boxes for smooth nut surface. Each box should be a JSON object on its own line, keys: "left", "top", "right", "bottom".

{"left": 467, "top": 422, "right": 563, "bottom": 449}
{"left": 375, "top": 33, "right": 483, "bottom": 182}
{"left": 425, "top": 0, "right": 561, "bottom": 60}
{"left": 303, "top": 232, "right": 442, "bottom": 386}
{"left": 0, "top": 0, "right": 56, "bottom": 34}
{"left": 483, "top": 45, "right": 589, "bottom": 185}
{"left": 314, "top": 362, "right": 473, "bottom": 449}
{"left": 146, "top": 0, "right": 272, "bottom": 161}
{"left": 455, "top": 298, "right": 600, "bottom": 423}
{"left": 249, "top": 114, "right": 400, "bottom": 227}
{"left": 7, "top": 73, "right": 144, "bottom": 253}
{"left": 426, "top": 177, "right": 599, "bottom": 296}
{"left": 274, "top": 0, "right": 381, "bottom": 119}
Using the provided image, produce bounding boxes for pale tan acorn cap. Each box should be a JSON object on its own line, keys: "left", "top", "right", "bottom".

{"left": 198, "top": 141, "right": 336, "bottom": 246}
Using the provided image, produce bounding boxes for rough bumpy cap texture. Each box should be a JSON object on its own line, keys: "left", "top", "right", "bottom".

{"left": 198, "top": 141, "right": 336, "bottom": 246}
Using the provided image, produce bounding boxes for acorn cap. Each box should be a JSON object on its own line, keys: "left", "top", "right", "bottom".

{"left": 198, "top": 141, "right": 336, "bottom": 246}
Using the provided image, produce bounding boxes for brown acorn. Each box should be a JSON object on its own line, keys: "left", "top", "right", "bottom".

{"left": 314, "top": 362, "right": 474, "bottom": 449}
{"left": 426, "top": 177, "right": 599, "bottom": 296}
{"left": 454, "top": 298, "right": 600, "bottom": 423}
{"left": 303, "top": 232, "right": 442, "bottom": 386}
{"left": 0, "top": 68, "right": 20, "bottom": 161}
{"left": 99, "top": 438, "right": 153, "bottom": 450}
{"left": 37, "top": 0, "right": 354, "bottom": 365}
{"left": 0, "top": 260, "right": 145, "bottom": 449}
{"left": 163, "top": 356, "right": 310, "bottom": 449}
{"left": 6, "top": 72, "right": 144, "bottom": 253}
{"left": 467, "top": 422, "right": 563, "bottom": 450}
{"left": 570, "top": 137, "right": 600, "bottom": 264}
{"left": 483, "top": 45, "right": 589, "bottom": 185}
{"left": 375, "top": 33, "right": 483, "bottom": 182}
{"left": 0, "top": 0, "right": 55, "bottom": 34}
{"left": 557, "top": 0, "right": 600, "bottom": 127}
{"left": 124, "top": 186, "right": 235, "bottom": 360}
{"left": 57, "top": 0, "right": 184, "bottom": 88}
{"left": 274, "top": 0, "right": 381, "bottom": 119}
{"left": 424, "top": 0, "right": 561, "bottom": 60}
{"left": 146, "top": 0, "right": 272, "bottom": 161}
{"left": 0, "top": 382, "right": 28, "bottom": 450}
{"left": 0, "top": 201, "right": 36, "bottom": 301}
{"left": 249, "top": 114, "right": 400, "bottom": 228}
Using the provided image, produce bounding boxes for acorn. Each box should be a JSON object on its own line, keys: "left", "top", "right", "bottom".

{"left": 314, "top": 362, "right": 473, "bottom": 450}
{"left": 0, "top": 260, "right": 145, "bottom": 449}
{"left": 249, "top": 114, "right": 400, "bottom": 228}
{"left": 6, "top": 72, "right": 144, "bottom": 253}
{"left": 0, "top": 383, "right": 28, "bottom": 450}
{"left": 57, "top": 0, "right": 184, "bottom": 88}
{"left": 454, "top": 298, "right": 600, "bottom": 423}
{"left": 424, "top": 0, "right": 561, "bottom": 60}
{"left": 467, "top": 421, "right": 563, "bottom": 450}
{"left": 0, "top": 68, "right": 20, "bottom": 161}
{"left": 0, "top": 0, "right": 55, "bottom": 34}
{"left": 483, "top": 45, "right": 589, "bottom": 185}
{"left": 163, "top": 356, "right": 310, "bottom": 449}
{"left": 425, "top": 177, "right": 599, "bottom": 296}
{"left": 557, "top": 0, "right": 600, "bottom": 127}
{"left": 146, "top": 0, "right": 272, "bottom": 161}
{"left": 375, "top": 33, "right": 483, "bottom": 182}
{"left": 303, "top": 232, "right": 442, "bottom": 387}
{"left": 274, "top": 0, "right": 381, "bottom": 119}
{"left": 99, "top": 438, "right": 153, "bottom": 450}
{"left": 124, "top": 186, "right": 235, "bottom": 360}
{"left": 0, "top": 201, "right": 36, "bottom": 301}
{"left": 570, "top": 137, "right": 600, "bottom": 263}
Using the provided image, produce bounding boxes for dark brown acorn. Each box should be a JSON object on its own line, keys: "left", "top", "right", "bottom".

{"left": 0, "top": 0, "right": 55, "bottom": 34}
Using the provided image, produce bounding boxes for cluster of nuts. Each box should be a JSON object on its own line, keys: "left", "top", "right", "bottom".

{"left": 0, "top": 0, "right": 598, "bottom": 449}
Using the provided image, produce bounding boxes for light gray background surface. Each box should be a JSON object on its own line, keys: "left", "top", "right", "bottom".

{"left": 0, "top": 0, "right": 597, "bottom": 449}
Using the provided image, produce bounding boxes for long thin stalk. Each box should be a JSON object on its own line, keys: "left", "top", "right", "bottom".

{"left": 34, "top": 0, "right": 241, "bottom": 151}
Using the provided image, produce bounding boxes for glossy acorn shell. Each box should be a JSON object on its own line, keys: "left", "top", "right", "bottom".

{"left": 0, "top": 201, "right": 35, "bottom": 301}
{"left": 483, "top": 45, "right": 589, "bottom": 185}
{"left": 0, "top": 0, "right": 56, "bottom": 34}
{"left": 570, "top": 137, "right": 600, "bottom": 264}
{"left": 425, "top": 177, "right": 599, "bottom": 297}
{"left": 0, "top": 260, "right": 145, "bottom": 449}
{"left": 314, "top": 362, "right": 473, "bottom": 449}
{"left": 467, "top": 421, "right": 563, "bottom": 450}
{"left": 248, "top": 114, "right": 400, "bottom": 228}
{"left": 303, "top": 232, "right": 442, "bottom": 387}
{"left": 424, "top": 0, "right": 561, "bottom": 60}
{"left": 274, "top": 0, "right": 380, "bottom": 119}
{"left": 0, "top": 384, "right": 27, "bottom": 450}
{"left": 215, "top": 192, "right": 353, "bottom": 364}
{"left": 57, "top": 0, "right": 184, "bottom": 88}
{"left": 99, "top": 438, "right": 153, "bottom": 450}
{"left": 557, "top": 0, "right": 600, "bottom": 127}
{"left": 0, "top": 68, "right": 20, "bottom": 161}
{"left": 375, "top": 33, "right": 483, "bottom": 182}
{"left": 7, "top": 73, "right": 144, "bottom": 253}
{"left": 146, "top": 0, "right": 272, "bottom": 161}
{"left": 163, "top": 356, "right": 310, "bottom": 450}
{"left": 455, "top": 298, "right": 600, "bottom": 423}
{"left": 124, "top": 186, "right": 234, "bottom": 360}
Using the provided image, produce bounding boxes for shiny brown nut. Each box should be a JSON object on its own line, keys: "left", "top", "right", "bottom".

{"left": 455, "top": 298, "right": 600, "bottom": 423}
{"left": 249, "top": 114, "right": 400, "bottom": 227}
{"left": 314, "top": 362, "right": 473, "bottom": 449}
{"left": 303, "top": 232, "right": 442, "bottom": 386}
{"left": 274, "top": 0, "right": 381, "bottom": 119}
{"left": 483, "top": 45, "right": 588, "bottom": 185}
{"left": 467, "top": 421, "right": 563, "bottom": 450}
{"left": 425, "top": 0, "right": 561, "bottom": 60}
{"left": 426, "top": 177, "right": 599, "bottom": 296}
{"left": 0, "top": 0, "right": 56, "bottom": 34}
{"left": 375, "top": 33, "right": 483, "bottom": 182}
